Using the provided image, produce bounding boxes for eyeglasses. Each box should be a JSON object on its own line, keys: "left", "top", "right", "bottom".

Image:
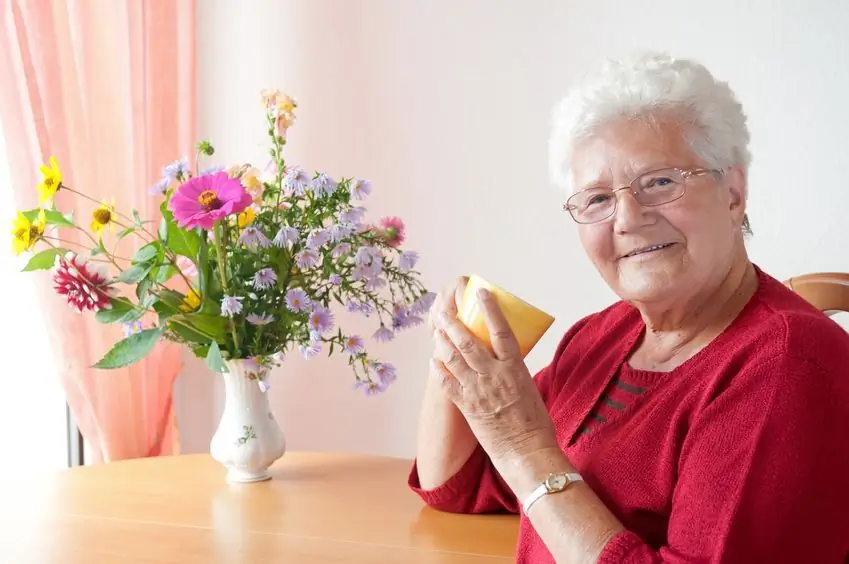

{"left": 563, "top": 167, "right": 723, "bottom": 224}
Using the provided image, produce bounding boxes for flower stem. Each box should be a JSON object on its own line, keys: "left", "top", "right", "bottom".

{"left": 213, "top": 222, "right": 240, "bottom": 353}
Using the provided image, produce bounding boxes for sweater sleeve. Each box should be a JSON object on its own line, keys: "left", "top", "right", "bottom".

{"left": 406, "top": 363, "right": 556, "bottom": 514}
{"left": 408, "top": 316, "right": 591, "bottom": 515}
{"left": 598, "top": 353, "right": 849, "bottom": 563}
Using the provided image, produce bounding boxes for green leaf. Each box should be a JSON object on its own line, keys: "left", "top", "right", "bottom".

{"left": 136, "top": 277, "right": 153, "bottom": 301}
{"left": 153, "top": 300, "right": 180, "bottom": 320}
{"left": 22, "top": 247, "right": 67, "bottom": 271}
{"left": 94, "top": 298, "right": 134, "bottom": 323}
{"left": 167, "top": 221, "right": 201, "bottom": 262}
{"left": 92, "top": 327, "right": 164, "bottom": 369}
{"left": 158, "top": 216, "right": 169, "bottom": 243}
{"left": 117, "top": 263, "right": 154, "bottom": 284}
{"left": 197, "top": 235, "right": 210, "bottom": 297}
{"left": 205, "top": 341, "right": 228, "bottom": 373}
{"left": 117, "top": 226, "right": 136, "bottom": 240}
{"left": 133, "top": 209, "right": 143, "bottom": 227}
{"left": 168, "top": 319, "right": 210, "bottom": 344}
{"left": 155, "top": 264, "right": 178, "bottom": 284}
{"left": 24, "top": 209, "right": 75, "bottom": 228}
{"left": 132, "top": 243, "right": 160, "bottom": 264}
{"left": 184, "top": 312, "right": 228, "bottom": 338}
{"left": 90, "top": 239, "right": 107, "bottom": 257}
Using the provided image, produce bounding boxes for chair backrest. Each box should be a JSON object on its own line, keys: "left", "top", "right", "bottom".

{"left": 783, "top": 272, "right": 849, "bottom": 317}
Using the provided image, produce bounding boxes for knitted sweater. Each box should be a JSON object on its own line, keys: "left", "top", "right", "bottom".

{"left": 408, "top": 267, "right": 849, "bottom": 563}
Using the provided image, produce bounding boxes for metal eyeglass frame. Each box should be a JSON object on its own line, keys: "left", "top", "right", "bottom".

{"left": 562, "top": 167, "right": 723, "bottom": 224}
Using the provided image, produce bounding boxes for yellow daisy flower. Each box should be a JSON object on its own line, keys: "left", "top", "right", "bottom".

{"left": 37, "top": 156, "right": 63, "bottom": 204}
{"left": 237, "top": 207, "right": 256, "bottom": 228}
{"left": 90, "top": 200, "right": 116, "bottom": 236}
{"left": 11, "top": 209, "right": 46, "bottom": 255}
{"left": 180, "top": 289, "right": 202, "bottom": 312}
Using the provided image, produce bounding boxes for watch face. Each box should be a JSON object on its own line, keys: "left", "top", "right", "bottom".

{"left": 546, "top": 474, "right": 568, "bottom": 491}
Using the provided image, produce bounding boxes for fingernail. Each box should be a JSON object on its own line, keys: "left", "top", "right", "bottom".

{"left": 438, "top": 311, "right": 451, "bottom": 326}
{"left": 477, "top": 288, "right": 490, "bottom": 301}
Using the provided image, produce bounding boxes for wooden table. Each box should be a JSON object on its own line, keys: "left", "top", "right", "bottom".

{"left": 0, "top": 452, "right": 519, "bottom": 563}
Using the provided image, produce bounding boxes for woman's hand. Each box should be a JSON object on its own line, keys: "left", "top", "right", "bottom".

{"left": 430, "top": 285, "right": 558, "bottom": 462}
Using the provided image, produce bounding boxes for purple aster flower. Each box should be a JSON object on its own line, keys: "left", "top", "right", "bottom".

{"left": 332, "top": 243, "right": 351, "bottom": 258}
{"left": 345, "top": 300, "right": 360, "bottom": 313}
{"left": 343, "top": 335, "right": 365, "bottom": 355}
{"left": 300, "top": 341, "right": 322, "bottom": 359}
{"left": 273, "top": 226, "right": 299, "bottom": 248}
{"left": 330, "top": 224, "right": 353, "bottom": 242}
{"left": 251, "top": 268, "right": 278, "bottom": 290}
{"left": 285, "top": 288, "right": 311, "bottom": 312}
{"left": 149, "top": 177, "right": 170, "bottom": 195}
{"left": 365, "top": 261, "right": 383, "bottom": 277}
{"left": 221, "top": 295, "right": 244, "bottom": 317}
{"left": 244, "top": 356, "right": 263, "bottom": 375}
{"left": 352, "top": 264, "right": 369, "bottom": 281}
{"left": 238, "top": 226, "right": 271, "bottom": 251}
{"left": 399, "top": 251, "right": 419, "bottom": 271}
{"left": 354, "top": 246, "right": 377, "bottom": 265}
{"left": 295, "top": 249, "right": 320, "bottom": 270}
{"left": 308, "top": 307, "right": 334, "bottom": 335}
{"left": 364, "top": 276, "right": 386, "bottom": 292}
{"left": 310, "top": 172, "right": 337, "bottom": 197}
{"left": 339, "top": 206, "right": 366, "bottom": 224}
{"left": 411, "top": 292, "right": 437, "bottom": 315}
{"left": 373, "top": 324, "right": 394, "bottom": 342}
{"left": 122, "top": 320, "right": 143, "bottom": 337}
{"left": 163, "top": 157, "right": 189, "bottom": 181}
{"left": 352, "top": 179, "right": 372, "bottom": 200}
{"left": 307, "top": 228, "right": 332, "bottom": 249}
{"left": 354, "top": 379, "right": 388, "bottom": 396}
{"left": 393, "top": 307, "right": 423, "bottom": 329}
{"left": 283, "top": 167, "right": 311, "bottom": 196}
{"left": 309, "top": 330, "right": 322, "bottom": 342}
{"left": 201, "top": 164, "right": 226, "bottom": 175}
{"left": 373, "top": 362, "right": 397, "bottom": 386}
{"left": 359, "top": 301, "right": 375, "bottom": 316}
{"left": 328, "top": 273, "right": 343, "bottom": 285}
{"left": 247, "top": 313, "right": 275, "bottom": 325}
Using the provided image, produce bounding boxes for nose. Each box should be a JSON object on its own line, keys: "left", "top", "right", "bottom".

{"left": 612, "top": 186, "right": 654, "bottom": 233}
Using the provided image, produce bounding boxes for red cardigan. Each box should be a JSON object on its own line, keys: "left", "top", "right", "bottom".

{"left": 408, "top": 267, "right": 849, "bottom": 563}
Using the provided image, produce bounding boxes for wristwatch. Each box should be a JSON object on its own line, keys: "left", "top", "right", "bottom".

{"left": 521, "top": 471, "right": 584, "bottom": 514}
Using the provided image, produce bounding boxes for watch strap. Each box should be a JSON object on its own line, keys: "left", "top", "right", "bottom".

{"left": 521, "top": 472, "right": 583, "bottom": 514}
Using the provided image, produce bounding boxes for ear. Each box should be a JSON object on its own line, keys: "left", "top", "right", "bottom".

{"left": 724, "top": 166, "right": 747, "bottom": 229}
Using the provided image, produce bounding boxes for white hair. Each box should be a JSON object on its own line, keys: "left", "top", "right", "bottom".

{"left": 548, "top": 52, "right": 751, "bottom": 193}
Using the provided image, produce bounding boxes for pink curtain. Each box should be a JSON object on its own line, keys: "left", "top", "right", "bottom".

{"left": 0, "top": 0, "right": 196, "bottom": 462}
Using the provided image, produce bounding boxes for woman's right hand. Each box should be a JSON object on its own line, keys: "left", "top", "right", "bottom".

{"left": 427, "top": 276, "right": 469, "bottom": 335}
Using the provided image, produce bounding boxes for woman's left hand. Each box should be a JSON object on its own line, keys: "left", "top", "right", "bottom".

{"left": 431, "top": 287, "right": 558, "bottom": 462}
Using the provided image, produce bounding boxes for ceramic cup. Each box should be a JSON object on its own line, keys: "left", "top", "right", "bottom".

{"left": 457, "top": 275, "right": 555, "bottom": 358}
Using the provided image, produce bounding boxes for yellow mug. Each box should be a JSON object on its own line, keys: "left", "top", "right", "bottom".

{"left": 457, "top": 275, "right": 555, "bottom": 358}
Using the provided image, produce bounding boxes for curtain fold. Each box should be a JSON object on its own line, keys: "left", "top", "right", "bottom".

{"left": 0, "top": 0, "right": 196, "bottom": 462}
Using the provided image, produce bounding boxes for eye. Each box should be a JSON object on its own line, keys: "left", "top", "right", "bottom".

{"left": 585, "top": 193, "right": 612, "bottom": 207}
{"left": 645, "top": 176, "right": 674, "bottom": 189}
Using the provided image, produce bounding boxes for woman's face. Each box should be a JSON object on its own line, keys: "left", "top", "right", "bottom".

{"left": 570, "top": 116, "right": 747, "bottom": 307}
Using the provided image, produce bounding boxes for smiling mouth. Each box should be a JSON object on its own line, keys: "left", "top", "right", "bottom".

{"left": 621, "top": 243, "right": 675, "bottom": 258}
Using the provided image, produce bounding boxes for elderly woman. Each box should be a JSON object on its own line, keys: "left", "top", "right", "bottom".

{"left": 408, "top": 53, "right": 849, "bottom": 563}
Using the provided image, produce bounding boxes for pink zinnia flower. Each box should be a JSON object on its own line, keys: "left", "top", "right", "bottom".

{"left": 378, "top": 216, "right": 405, "bottom": 247}
{"left": 168, "top": 171, "right": 252, "bottom": 230}
{"left": 52, "top": 253, "right": 118, "bottom": 313}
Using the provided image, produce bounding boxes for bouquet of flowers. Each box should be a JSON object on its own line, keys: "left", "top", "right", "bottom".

{"left": 11, "top": 90, "right": 433, "bottom": 396}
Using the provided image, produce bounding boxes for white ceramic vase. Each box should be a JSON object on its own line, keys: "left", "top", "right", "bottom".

{"left": 210, "top": 359, "right": 286, "bottom": 483}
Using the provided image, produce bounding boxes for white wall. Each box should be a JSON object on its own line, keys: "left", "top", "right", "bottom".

{"left": 175, "top": 0, "right": 849, "bottom": 458}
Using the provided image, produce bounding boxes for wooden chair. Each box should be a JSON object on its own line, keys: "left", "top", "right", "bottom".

{"left": 783, "top": 272, "right": 849, "bottom": 317}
